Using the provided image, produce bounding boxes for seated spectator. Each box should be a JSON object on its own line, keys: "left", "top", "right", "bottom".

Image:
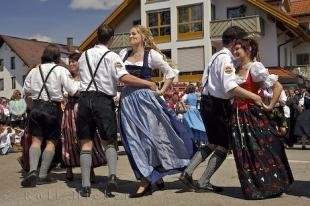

{"left": 0, "top": 125, "right": 13, "bottom": 155}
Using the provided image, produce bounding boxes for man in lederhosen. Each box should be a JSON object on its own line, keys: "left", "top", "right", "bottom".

{"left": 77, "top": 25, "right": 156, "bottom": 197}
{"left": 180, "top": 26, "right": 264, "bottom": 192}
{"left": 21, "top": 44, "right": 79, "bottom": 187}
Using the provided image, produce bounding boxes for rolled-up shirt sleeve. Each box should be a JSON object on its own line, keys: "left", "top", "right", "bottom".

{"left": 111, "top": 54, "right": 129, "bottom": 80}
{"left": 22, "top": 69, "right": 33, "bottom": 96}
{"left": 250, "top": 62, "right": 278, "bottom": 88}
{"left": 60, "top": 69, "right": 80, "bottom": 96}
{"left": 220, "top": 56, "right": 238, "bottom": 93}
{"left": 149, "top": 49, "right": 176, "bottom": 79}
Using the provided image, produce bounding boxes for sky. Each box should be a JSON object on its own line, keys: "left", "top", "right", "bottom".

{"left": 0, "top": 0, "right": 123, "bottom": 46}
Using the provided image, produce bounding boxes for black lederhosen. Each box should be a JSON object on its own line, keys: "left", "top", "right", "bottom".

{"left": 76, "top": 50, "right": 117, "bottom": 141}
{"left": 76, "top": 91, "right": 117, "bottom": 141}
{"left": 200, "top": 95, "right": 232, "bottom": 149}
{"left": 28, "top": 65, "right": 63, "bottom": 140}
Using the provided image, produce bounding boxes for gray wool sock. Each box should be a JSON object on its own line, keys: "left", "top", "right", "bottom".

{"left": 185, "top": 146, "right": 213, "bottom": 176}
{"left": 39, "top": 149, "right": 55, "bottom": 178}
{"left": 104, "top": 145, "right": 117, "bottom": 176}
{"left": 80, "top": 150, "right": 92, "bottom": 187}
{"left": 29, "top": 146, "right": 41, "bottom": 172}
{"left": 198, "top": 149, "right": 227, "bottom": 187}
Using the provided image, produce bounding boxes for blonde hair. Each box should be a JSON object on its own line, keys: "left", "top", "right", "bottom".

{"left": 11, "top": 89, "right": 21, "bottom": 100}
{"left": 133, "top": 25, "right": 174, "bottom": 67}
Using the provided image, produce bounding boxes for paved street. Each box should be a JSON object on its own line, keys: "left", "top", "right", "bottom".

{"left": 0, "top": 147, "right": 309, "bottom": 206}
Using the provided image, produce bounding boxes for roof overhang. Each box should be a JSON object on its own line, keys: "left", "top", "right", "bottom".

{"left": 247, "top": 0, "right": 310, "bottom": 42}
{"left": 79, "top": 0, "right": 139, "bottom": 51}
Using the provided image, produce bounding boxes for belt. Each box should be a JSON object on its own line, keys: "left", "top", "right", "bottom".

{"left": 33, "top": 99, "right": 61, "bottom": 107}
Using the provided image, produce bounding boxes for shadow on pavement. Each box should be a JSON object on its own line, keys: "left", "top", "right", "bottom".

{"left": 286, "top": 180, "right": 310, "bottom": 198}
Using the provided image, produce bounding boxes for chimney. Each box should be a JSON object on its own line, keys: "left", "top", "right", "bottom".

{"left": 67, "top": 37, "right": 73, "bottom": 52}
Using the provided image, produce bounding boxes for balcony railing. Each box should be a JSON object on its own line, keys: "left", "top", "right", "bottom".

{"left": 111, "top": 33, "right": 129, "bottom": 50}
{"left": 210, "top": 15, "right": 264, "bottom": 39}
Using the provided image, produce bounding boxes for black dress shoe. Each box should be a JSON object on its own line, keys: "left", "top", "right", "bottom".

{"left": 80, "top": 186, "right": 91, "bottom": 197}
{"left": 105, "top": 174, "right": 118, "bottom": 197}
{"left": 179, "top": 172, "right": 195, "bottom": 188}
{"left": 129, "top": 184, "right": 152, "bottom": 198}
{"left": 37, "top": 176, "right": 57, "bottom": 185}
{"left": 156, "top": 181, "right": 165, "bottom": 190}
{"left": 195, "top": 182, "right": 223, "bottom": 193}
{"left": 21, "top": 170, "right": 38, "bottom": 187}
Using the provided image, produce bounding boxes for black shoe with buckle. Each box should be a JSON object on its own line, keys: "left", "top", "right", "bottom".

{"left": 21, "top": 170, "right": 38, "bottom": 187}
{"left": 105, "top": 174, "right": 118, "bottom": 198}
{"left": 129, "top": 184, "right": 152, "bottom": 198}
{"left": 195, "top": 182, "right": 223, "bottom": 193}
{"left": 37, "top": 176, "right": 57, "bottom": 185}
{"left": 80, "top": 186, "right": 91, "bottom": 197}
{"left": 179, "top": 172, "right": 195, "bottom": 188}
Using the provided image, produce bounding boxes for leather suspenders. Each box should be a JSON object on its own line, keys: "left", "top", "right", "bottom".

{"left": 85, "top": 50, "right": 111, "bottom": 92}
{"left": 37, "top": 65, "right": 58, "bottom": 101}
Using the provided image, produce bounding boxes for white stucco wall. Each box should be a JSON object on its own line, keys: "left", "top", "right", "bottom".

{"left": 114, "top": 5, "right": 141, "bottom": 34}
{"left": 0, "top": 43, "right": 29, "bottom": 98}
{"left": 141, "top": 0, "right": 212, "bottom": 72}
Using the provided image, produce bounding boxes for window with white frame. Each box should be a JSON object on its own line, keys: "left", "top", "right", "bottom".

{"left": 0, "top": 79, "right": 4, "bottom": 91}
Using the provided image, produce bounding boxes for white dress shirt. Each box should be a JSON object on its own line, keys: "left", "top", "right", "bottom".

{"left": 201, "top": 48, "right": 238, "bottom": 99}
{"left": 119, "top": 48, "right": 177, "bottom": 80}
{"left": 79, "top": 45, "right": 129, "bottom": 96}
{"left": 23, "top": 63, "right": 79, "bottom": 102}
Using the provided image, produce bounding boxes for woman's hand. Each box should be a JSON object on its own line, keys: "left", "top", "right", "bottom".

{"left": 155, "top": 88, "right": 163, "bottom": 95}
{"left": 148, "top": 82, "right": 157, "bottom": 91}
{"left": 261, "top": 103, "right": 273, "bottom": 112}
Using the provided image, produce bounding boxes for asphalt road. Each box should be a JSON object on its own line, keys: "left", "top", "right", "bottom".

{"left": 0, "top": 146, "right": 309, "bottom": 206}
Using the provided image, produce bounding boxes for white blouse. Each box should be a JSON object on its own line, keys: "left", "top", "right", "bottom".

{"left": 119, "top": 48, "right": 178, "bottom": 80}
{"left": 235, "top": 61, "right": 278, "bottom": 88}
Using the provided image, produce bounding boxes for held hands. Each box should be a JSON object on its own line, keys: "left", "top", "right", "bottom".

{"left": 253, "top": 94, "right": 264, "bottom": 107}
{"left": 148, "top": 82, "right": 157, "bottom": 91}
{"left": 261, "top": 103, "right": 273, "bottom": 112}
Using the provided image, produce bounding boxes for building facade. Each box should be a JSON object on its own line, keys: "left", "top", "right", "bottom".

{"left": 79, "top": 0, "right": 310, "bottom": 83}
{"left": 0, "top": 35, "right": 76, "bottom": 98}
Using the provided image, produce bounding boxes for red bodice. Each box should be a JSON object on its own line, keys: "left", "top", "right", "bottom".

{"left": 233, "top": 73, "right": 262, "bottom": 110}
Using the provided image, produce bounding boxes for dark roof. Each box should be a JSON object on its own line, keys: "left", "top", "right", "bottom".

{"left": 290, "top": 0, "right": 310, "bottom": 17}
{"left": 0, "top": 35, "right": 77, "bottom": 67}
{"left": 268, "top": 66, "right": 299, "bottom": 83}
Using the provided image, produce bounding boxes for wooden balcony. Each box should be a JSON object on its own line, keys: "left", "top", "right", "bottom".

{"left": 110, "top": 33, "right": 129, "bottom": 51}
{"left": 210, "top": 15, "right": 264, "bottom": 39}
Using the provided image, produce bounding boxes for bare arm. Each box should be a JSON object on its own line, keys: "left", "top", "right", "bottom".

{"left": 264, "top": 81, "right": 283, "bottom": 111}
{"left": 157, "top": 78, "right": 173, "bottom": 95}
{"left": 120, "top": 74, "right": 157, "bottom": 91}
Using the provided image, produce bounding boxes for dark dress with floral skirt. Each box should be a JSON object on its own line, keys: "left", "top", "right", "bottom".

{"left": 231, "top": 71, "right": 294, "bottom": 200}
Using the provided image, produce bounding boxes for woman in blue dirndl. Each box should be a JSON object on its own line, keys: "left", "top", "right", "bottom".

{"left": 182, "top": 84, "right": 208, "bottom": 150}
{"left": 119, "top": 25, "right": 193, "bottom": 198}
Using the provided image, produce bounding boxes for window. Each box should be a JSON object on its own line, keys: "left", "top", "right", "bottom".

{"left": 23, "top": 74, "right": 27, "bottom": 85}
{"left": 133, "top": 19, "right": 141, "bottom": 26}
{"left": 296, "top": 53, "right": 309, "bottom": 65}
{"left": 0, "top": 59, "right": 3, "bottom": 71}
{"left": 227, "top": 5, "right": 246, "bottom": 19}
{"left": 147, "top": 10, "right": 171, "bottom": 43}
{"left": 11, "top": 57, "right": 15, "bottom": 70}
{"left": 11, "top": 76, "right": 16, "bottom": 89}
{"left": 0, "top": 79, "right": 4, "bottom": 91}
{"left": 211, "top": 4, "right": 216, "bottom": 21}
{"left": 178, "top": 4, "right": 203, "bottom": 40}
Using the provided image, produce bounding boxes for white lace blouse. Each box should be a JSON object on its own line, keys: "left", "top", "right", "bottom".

{"left": 235, "top": 61, "right": 278, "bottom": 88}
{"left": 119, "top": 48, "right": 178, "bottom": 80}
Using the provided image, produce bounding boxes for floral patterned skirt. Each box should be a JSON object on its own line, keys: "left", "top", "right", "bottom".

{"left": 230, "top": 104, "right": 294, "bottom": 200}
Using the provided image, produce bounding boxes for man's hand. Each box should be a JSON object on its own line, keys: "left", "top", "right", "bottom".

{"left": 148, "top": 82, "right": 157, "bottom": 91}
